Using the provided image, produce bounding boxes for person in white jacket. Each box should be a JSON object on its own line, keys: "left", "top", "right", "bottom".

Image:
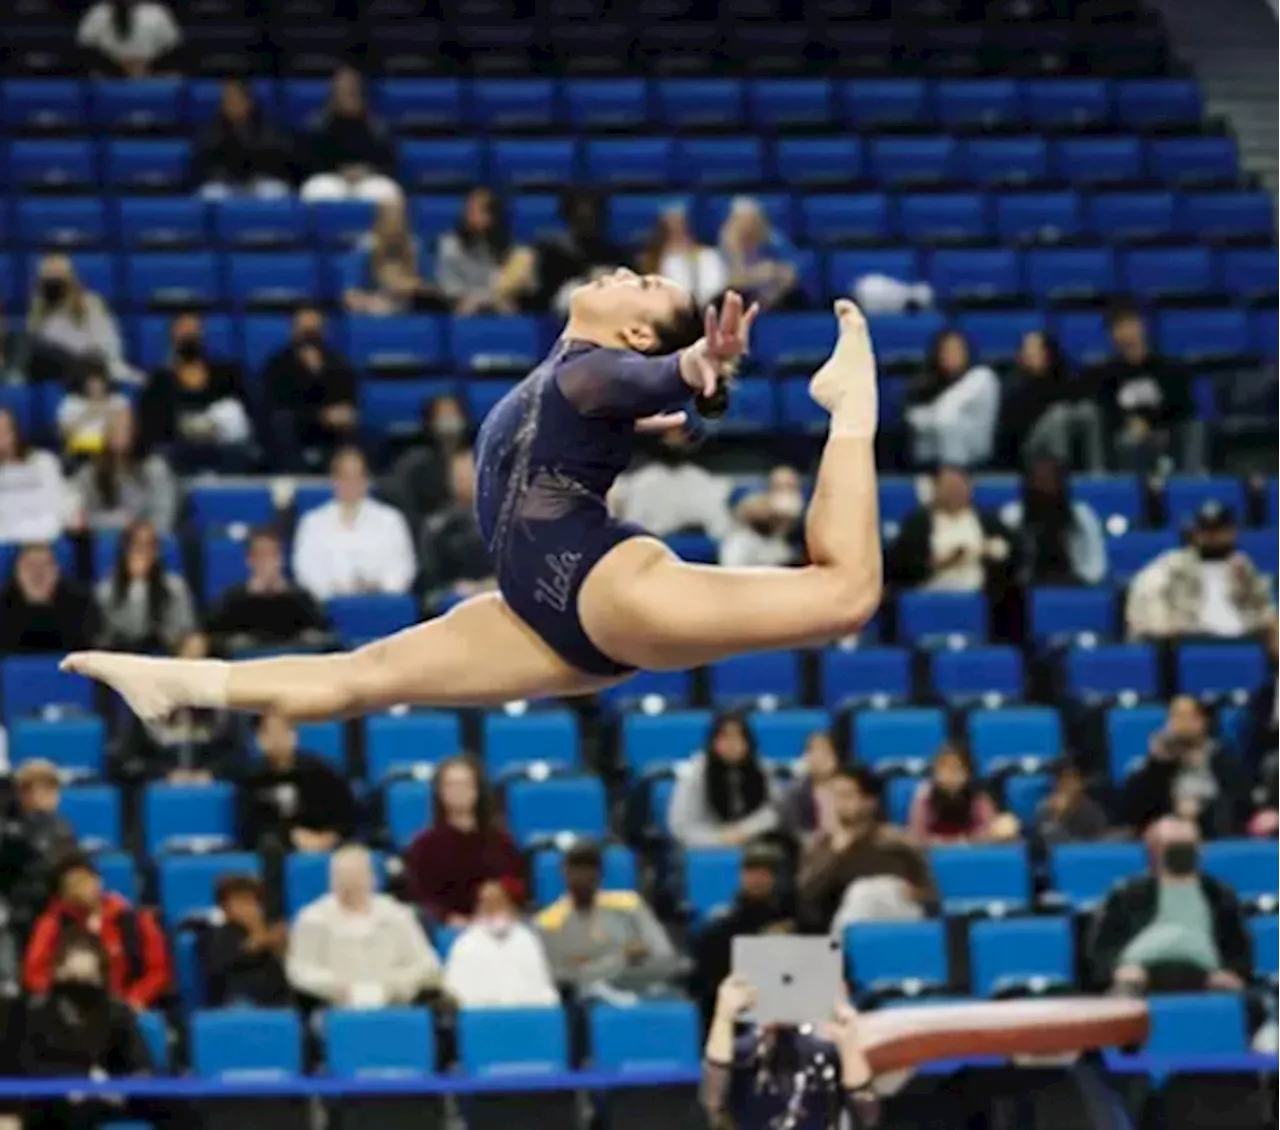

{"left": 286, "top": 844, "right": 441, "bottom": 1008}
{"left": 0, "top": 407, "right": 70, "bottom": 544}
{"left": 906, "top": 328, "right": 1000, "bottom": 469}
{"left": 443, "top": 878, "right": 560, "bottom": 1008}
{"left": 293, "top": 446, "right": 417, "bottom": 600}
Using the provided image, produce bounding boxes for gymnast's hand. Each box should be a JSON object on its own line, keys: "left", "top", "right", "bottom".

{"left": 678, "top": 290, "right": 761, "bottom": 399}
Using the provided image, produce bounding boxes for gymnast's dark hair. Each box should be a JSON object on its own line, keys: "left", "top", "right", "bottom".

{"left": 643, "top": 297, "right": 731, "bottom": 419}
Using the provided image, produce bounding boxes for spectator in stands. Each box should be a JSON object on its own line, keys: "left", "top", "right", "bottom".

{"left": 0, "top": 543, "right": 96, "bottom": 655}
{"left": 534, "top": 189, "right": 628, "bottom": 314}
{"left": 1000, "top": 330, "right": 1104, "bottom": 472}
{"left": 1096, "top": 304, "right": 1196, "bottom": 473}
{"left": 286, "top": 844, "right": 442, "bottom": 1008}
{"left": 668, "top": 712, "right": 781, "bottom": 848}
{"left": 239, "top": 711, "right": 355, "bottom": 855}
{"left": 693, "top": 843, "right": 794, "bottom": 1022}
{"left": 95, "top": 519, "right": 196, "bottom": 653}
{"left": 0, "top": 759, "right": 77, "bottom": 938}
{"left": 719, "top": 466, "right": 805, "bottom": 569}
{"left": 420, "top": 448, "right": 496, "bottom": 611}
{"left": 344, "top": 196, "right": 445, "bottom": 316}
{"left": 300, "top": 65, "right": 401, "bottom": 204}
{"left": 27, "top": 255, "right": 137, "bottom": 386}
{"left": 56, "top": 359, "right": 130, "bottom": 460}
{"left": 207, "top": 527, "right": 330, "bottom": 653}
{"left": 72, "top": 401, "right": 178, "bottom": 534}
{"left": 1033, "top": 760, "right": 1110, "bottom": 845}
{"left": 798, "top": 766, "right": 936, "bottom": 932}
{"left": 436, "top": 187, "right": 536, "bottom": 315}
{"left": 1000, "top": 456, "right": 1108, "bottom": 586}
{"left": 1120, "top": 696, "right": 1248, "bottom": 840}
{"left": 199, "top": 874, "right": 290, "bottom": 1008}
{"left": 905, "top": 328, "right": 1001, "bottom": 469}
{"left": 140, "top": 312, "right": 253, "bottom": 474}
{"left": 442, "top": 878, "right": 559, "bottom": 1008}
{"left": 19, "top": 932, "right": 153, "bottom": 1120}
{"left": 718, "top": 197, "right": 802, "bottom": 310}
{"left": 1244, "top": 622, "right": 1278, "bottom": 828}
{"left": 0, "top": 314, "right": 31, "bottom": 385}
{"left": 887, "top": 466, "right": 1015, "bottom": 596}
{"left": 909, "top": 743, "right": 1017, "bottom": 845}
{"left": 778, "top": 729, "right": 844, "bottom": 841}
{"left": 609, "top": 428, "right": 733, "bottom": 540}
{"left": 641, "top": 205, "right": 726, "bottom": 309}
{"left": 404, "top": 755, "right": 525, "bottom": 927}
{"left": 1248, "top": 753, "right": 1278, "bottom": 839}
{"left": 264, "top": 305, "right": 359, "bottom": 470}
{"left": 0, "top": 409, "right": 68, "bottom": 545}
{"left": 1090, "top": 816, "right": 1250, "bottom": 994}
{"left": 194, "top": 78, "right": 294, "bottom": 200}
{"left": 24, "top": 852, "right": 172, "bottom": 1010}
{"left": 536, "top": 840, "right": 686, "bottom": 992}
{"left": 293, "top": 446, "right": 417, "bottom": 599}
{"left": 382, "top": 393, "right": 471, "bottom": 531}
{"left": 76, "top": 0, "right": 182, "bottom": 77}
{"left": 1126, "top": 502, "right": 1275, "bottom": 640}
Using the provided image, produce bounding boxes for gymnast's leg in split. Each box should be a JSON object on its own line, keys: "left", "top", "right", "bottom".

{"left": 60, "top": 300, "right": 882, "bottom": 724}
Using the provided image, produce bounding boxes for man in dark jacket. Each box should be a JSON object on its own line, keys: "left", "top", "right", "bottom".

{"left": 0, "top": 759, "right": 78, "bottom": 939}
{"left": 420, "top": 448, "right": 494, "bottom": 611}
{"left": 199, "top": 874, "right": 289, "bottom": 1008}
{"left": 0, "top": 543, "right": 97, "bottom": 655}
{"left": 1089, "top": 816, "right": 1251, "bottom": 994}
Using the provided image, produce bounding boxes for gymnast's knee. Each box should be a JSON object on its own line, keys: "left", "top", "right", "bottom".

{"left": 825, "top": 573, "right": 882, "bottom": 638}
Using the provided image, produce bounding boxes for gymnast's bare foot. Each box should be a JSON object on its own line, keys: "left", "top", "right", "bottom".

{"left": 61, "top": 652, "right": 191, "bottom": 722}
{"left": 809, "top": 299, "right": 878, "bottom": 437}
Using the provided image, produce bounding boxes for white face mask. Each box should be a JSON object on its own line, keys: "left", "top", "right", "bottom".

{"left": 769, "top": 490, "right": 804, "bottom": 520}
{"left": 478, "top": 914, "right": 515, "bottom": 940}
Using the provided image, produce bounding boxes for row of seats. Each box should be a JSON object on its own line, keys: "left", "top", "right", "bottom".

{"left": 0, "top": 77, "right": 1214, "bottom": 134}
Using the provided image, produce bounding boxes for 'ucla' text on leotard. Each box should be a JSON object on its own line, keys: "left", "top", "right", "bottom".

{"left": 474, "top": 340, "right": 690, "bottom": 676}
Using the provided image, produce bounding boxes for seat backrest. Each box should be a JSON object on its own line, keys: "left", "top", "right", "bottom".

{"left": 326, "top": 1007, "right": 435, "bottom": 1077}
{"left": 968, "top": 916, "right": 1074, "bottom": 996}
{"left": 843, "top": 920, "right": 948, "bottom": 988}
{"left": 192, "top": 1009, "right": 303, "bottom": 1078}
{"left": 590, "top": 1000, "right": 701, "bottom": 1072}
{"left": 457, "top": 1006, "right": 568, "bottom": 1075}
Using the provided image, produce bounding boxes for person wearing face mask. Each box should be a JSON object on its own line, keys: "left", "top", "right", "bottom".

{"left": 1090, "top": 816, "right": 1251, "bottom": 995}
{"left": 381, "top": 394, "right": 472, "bottom": 531}
{"left": 419, "top": 449, "right": 496, "bottom": 612}
{"left": 609, "top": 428, "right": 733, "bottom": 540}
{"left": 76, "top": 0, "right": 182, "bottom": 78}
{"left": 27, "top": 256, "right": 139, "bottom": 387}
{"left": 720, "top": 466, "right": 807, "bottom": 569}
{"left": 264, "top": 305, "right": 359, "bottom": 471}
{"left": 1126, "top": 502, "right": 1275, "bottom": 640}
{"left": 442, "top": 878, "right": 559, "bottom": 1008}
{"left": 0, "top": 544, "right": 96, "bottom": 655}
{"left": 286, "top": 844, "right": 441, "bottom": 1009}
{"left": 905, "top": 328, "right": 1000, "bottom": 469}
{"left": 798, "top": 766, "right": 936, "bottom": 933}
{"left": 299, "top": 66, "right": 401, "bottom": 204}
{"left": 908, "top": 744, "right": 1019, "bottom": 846}
{"left": 140, "top": 312, "right": 252, "bottom": 473}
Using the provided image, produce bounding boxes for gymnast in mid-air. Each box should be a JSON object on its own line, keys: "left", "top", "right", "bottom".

{"left": 62, "top": 272, "right": 883, "bottom": 723}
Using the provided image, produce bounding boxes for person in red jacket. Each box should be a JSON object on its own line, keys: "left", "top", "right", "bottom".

{"left": 24, "top": 852, "right": 172, "bottom": 1010}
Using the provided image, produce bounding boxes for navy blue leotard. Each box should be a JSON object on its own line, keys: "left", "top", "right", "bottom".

{"left": 474, "top": 339, "right": 690, "bottom": 677}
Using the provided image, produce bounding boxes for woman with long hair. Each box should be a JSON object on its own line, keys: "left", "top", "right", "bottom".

{"left": 905, "top": 327, "right": 1000, "bottom": 469}
{"left": 1000, "top": 455, "right": 1107, "bottom": 586}
{"left": 27, "top": 255, "right": 138, "bottom": 384}
{"left": 1001, "top": 330, "right": 1105, "bottom": 471}
{"left": 907, "top": 743, "right": 1011, "bottom": 845}
{"left": 345, "top": 195, "right": 444, "bottom": 315}
{"left": 72, "top": 402, "right": 178, "bottom": 534}
{"left": 778, "top": 729, "right": 844, "bottom": 841}
{"left": 195, "top": 78, "right": 293, "bottom": 200}
{"left": 642, "top": 205, "right": 727, "bottom": 309}
{"left": 435, "top": 187, "right": 535, "bottom": 315}
{"left": 0, "top": 407, "right": 68, "bottom": 545}
{"left": 403, "top": 755, "right": 525, "bottom": 927}
{"left": 669, "top": 711, "right": 780, "bottom": 848}
{"left": 95, "top": 519, "right": 195, "bottom": 653}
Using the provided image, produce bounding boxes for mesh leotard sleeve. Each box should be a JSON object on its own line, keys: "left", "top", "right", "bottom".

{"left": 556, "top": 346, "right": 687, "bottom": 420}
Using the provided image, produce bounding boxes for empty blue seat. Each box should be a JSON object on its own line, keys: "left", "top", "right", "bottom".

{"left": 897, "top": 590, "right": 987, "bottom": 646}
{"left": 820, "top": 646, "right": 913, "bottom": 709}
{"left": 18, "top": 199, "right": 109, "bottom": 248}
{"left": 505, "top": 775, "right": 607, "bottom": 847}
{"left": 929, "top": 248, "right": 1022, "bottom": 304}
{"left": 2, "top": 657, "right": 95, "bottom": 723}
{"left": 325, "top": 594, "right": 417, "bottom": 648}
{"left": 1114, "top": 79, "right": 1200, "bottom": 129}
{"left": 1054, "top": 137, "right": 1143, "bottom": 185}
{"left": 960, "top": 137, "right": 1049, "bottom": 187}
{"left": 90, "top": 78, "right": 184, "bottom": 132}
{"left": 1123, "top": 247, "right": 1215, "bottom": 302}
{"left": 684, "top": 847, "right": 742, "bottom": 922}
{"left": 929, "top": 843, "right": 1030, "bottom": 913}
{"left": 1252, "top": 308, "right": 1279, "bottom": 359}
{"left": 126, "top": 253, "right": 220, "bottom": 309}
{"left": 957, "top": 310, "right": 1044, "bottom": 364}
{"left": 59, "top": 785, "right": 121, "bottom": 849}
{"left": 899, "top": 193, "right": 988, "bottom": 243}
{"left": 868, "top": 137, "right": 956, "bottom": 186}
{"left": 969, "top": 917, "right": 1074, "bottom": 996}
{"left": 1145, "top": 993, "right": 1246, "bottom": 1055}
{"left": 2, "top": 79, "right": 87, "bottom": 132}
{"left": 597, "top": 668, "right": 693, "bottom": 713}
{"left": 399, "top": 140, "right": 484, "bottom": 189}
{"left": 97, "top": 852, "right": 140, "bottom": 903}
{"left": 1239, "top": 528, "right": 1280, "bottom": 576}
{"left": 472, "top": 78, "right": 557, "bottom": 130}
{"left": 753, "top": 312, "right": 839, "bottom": 370}
{"left": 1049, "top": 842, "right": 1146, "bottom": 908}
{"left": 346, "top": 314, "right": 445, "bottom": 373}
{"left": 936, "top": 79, "right": 1021, "bottom": 129}
{"left": 482, "top": 710, "right": 579, "bottom": 776}
{"left": 1201, "top": 839, "right": 1279, "bottom": 901}
{"left": 326, "top": 1007, "right": 435, "bottom": 1078}
{"left": 656, "top": 79, "right": 745, "bottom": 129}
{"left": 365, "top": 712, "right": 462, "bottom": 782}
{"left": 841, "top": 79, "right": 931, "bottom": 129}
{"left": 410, "top": 195, "right": 464, "bottom": 243}
{"left": 677, "top": 137, "right": 766, "bottom": 188}
{"left": 533, "top": 844, "right": 637, "bottom": 907}
{"left": 844, "top": 920, "right": 948, "bottom": 990}
{"left": 489, "top": 139, "right": 578, "bottom": 188}
{"left": 280, "top": 79, "right": 330, "bottom": 129}
{"left": 159, "top": 852, "right": 261, "bottom": 926}
{"left": 1249, "top": 916, "right": 1278, "bottom": 978}
{"left": 1159, "top": 307, "right": 1252, "bottom": 363}
{"left": 450, "top": 315, "right": 541, "bottom": 372}
{"left": 143, "top": 783, "right": 236, "bottom": 855}
{"left": 104, "top": 140, "right": 190, "bottom": 191}
{"left": 1106, "top": 529, "right": 1178, "bottom": 582}
{"left": 620, "top": 711, "right": 712, "bottom": 777}
{"left": 191, "top": 1009, "right": 303, "bottom": 1078}
{"left": 117, "top": 197, "right": 208, "bottom": 248}
{"left": 226, "top": 252, "right": 321, "bottom": 308}
{"left": 1176, "top": 643, "right": 1266, "bottom": 698}
{"left": 854, "top": 708, "right": 946, "bottom": 774}
{"left": 798, "top": 194, "right": 892, "bottom": 246}
{"left": 359, "top": 379, "right": 456, "bottom": 437}
{"left": 931, "top": 647, "right": 1025, "bottom": 704}
{"left": 288, "top": 721, "right": 345, "bottom": 772}
{"left": 1164, "top": 475, "right": 1247, "bottom": 528}
{"left": 774, "top": 137, "right": 864, "bottom": 187}
{"left": 1029, "top": 587, "right": 1116, "bottom": 646}
{"left": 1024, "top": 79, "right": 1111, "bottom": 130}
{"left": 213, "top": 199, "right": 308, "bottom": 249}
{"left": 1004, "top": 772, "right": 1052, "bottom": 825}
{"left": 1106, "top": 705, "right": 1167, "bottom": 781}
{"left": 385, "top": 780, "right": 429, "bottom": 849}
{"left": 584, "top": 138, "right": 674, "bottom": 187}
{"left": 1067, "top": 644, "right": 1159, "bottom": 702}
{"left": 995, "top": 191, "right": 1083, "bottom": 245}
{"left": 1089, "top": 192, "right": 1177, "bottom": 243}
{"left": 1180, "top": 191, "right": 1274, "bottom": 241}
{"left": 458, "top": 1006, "right": 568, "bottom": 1076}
{"left": 748, "top": 78, "right": 833, "bottom": 129}
{"left": 376, "top": 78, "right": 464, "bottom": 131}
{"left": 9, "top": 717, "right": 105, "bottom": 776}
{"left": 188, "top": 484, "right": 274, "bottom": 531}
{"left": 866, "top": 312, "right": 946, "bottom": 367}
{"left": 1025, "top": 247, "right": 1117, "bottom": 304}
{"left": 590, "top": 999, "right": 700, "bottom": 1073}
{"left": 827, "top": 249, "right": 920, "bottom": 299}
{"left": 967, "top": 707, "right": 1062, "bottom": 776}
{"left": 10, "top": 139, "right": 96, "bottom": 189}
{"left": 563, "top": 79, "right": 649, "bottom": 130}
{"left": 708, "top": 651, "right": 801, "bottom": 706}
{"left": 1219, "top": 247, "right": 1279, "bottom": 301}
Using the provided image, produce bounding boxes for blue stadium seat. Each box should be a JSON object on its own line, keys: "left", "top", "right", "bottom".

{"left": 967, "top": 707, "right": 1063, "bottom": 776}
{"left": 18, "top": 198, "right": 109, "bottom": 248}
{"left": 748, "top": 709, "right": 832, "bottom": 765}
{"left": 1049, "top": 842, "right": 1146, "bottom": 909}
{"left": 2, "top": 657, "right": 95, "bottom": 723}
{"left": 827, "top": 249, "right": 920, "bottom": 300}
{"left": 199, "top": 538, "right": 246, "bottom": 603}
{"left": 482, "top": 710, "right": 579, "bottom": 776}
{"left": 97, "top": 852, "right": 140, "bottom": 903}
{"left": 326, "top": 1007, "right": 435, "bottom": 1078}
{"left": 376, "top": 78, "right": 464, "bottom": 131}
{"left": 844, "top": 920, "right": 948, "bottom": 991}
{"left": 1114, "top": 79, "right": 1201, "bottom": 129}
{"left": 346, "top": 314, "right": 445, "bottom": 373}
{"left": 700, "top": 192, "right": 794, "bottom": 239}
{"left": 969, "top": 917, "right": 1074, "bottom": 996}
{"left": 1252, "top": 308, "right": 1279, "bottom": 360}
{"left": 868, "top": 136, "right": 957, "bottom": 187}
{"left": 365, "top": 712, "right": 462, "bottom": 782}
{"left": 309, "top": 200, "right": 377, "bottom": 249}
{"left": 1180, "top": 191, "right": 1274, "bottom": 242}
{"left": 1066, "top": 644, "right": 1159, "bottom": 703}
{"left": 1003, "top": 773, "right": 1052, "bottom": 825}
{"left": 684, "top": 847, "right": 742, "bottom": 922}
{"left": 159, "top": 852, "right": 261, "bottom": 926}
{"left": 708, "top": 652, "right": 801, "bottom": 706}
{"left": 899, "top": 193, "right": 988, "bottom": 243}
{"left": 564, "top": 79, "right": 649, "bottom": 131}
{"left": 929, "top": 248, "right": 1023, "bottom": 304}
{"left": 798, "top": 194, "right": 893, "bottom": 246}
{"left": 508, "top": 194, "right": 560, "bottom": 243}
{"left": 280, "top": 79, "right": 329, "bottom": 129}
{"left": 1145, "top": 994, "right": 1246, "bottom": 1055}
{"left": 2, "top": 79, "right": 88, "bottom": 132}
{"left": 1089, "top": 191, "right": 1177, "bottom": 243}
{"left": 868, "top": 314, "right": 951, "bottom": 368}
{"left": 10, "top": 139, "right": 97, "bottom": 189}
{"left": 489, "top": 138, "right": 578, "bottom": 188}
{"left": 1159, "top": 308, "right": 1253, "bottom": 364}
{"left": 457, "top": 1006, "right": 568, "bottom": 1076}
{"left": 820, "top": 646, "right": 913, "bottom": 709}
{"left": 505, "top": 775, "right": 608, "bottom": 846}
{"left": 1163, "top": 475, "right": 1247, "bottom": 528}
{"left": 591, "top": 1000, "right": 701, "bottom": 1077}
{"left": 584, "top": 137, "right": 675, "bottom": 187}
{"left": 104, "top": 140, "right": 189, "bottom": 191}
{"left": 620, "top": 711, "right": 712, "bottom": 777}
{"left": 1055, "top": 137, "right": 1144, "bottom": 186}
{"left": 656, "top": 79, "right": 745, "bottom": 129}
{"left": 117, "top": 197, "right": 208, "bottom": 249}
{"left": 1106, "top": 529, "right": 1178, "bottom": 582}
{"left": 399, "top": 139, "right": 484, "bottom": 189}
{"left": 1053, "top": 309, "right": 1111, "bottom": 367}
{"left": 931, "top": 647, "right": 1025, "bottom": 705}
{"left": 936, "top": 79, "right": 1021, "bottom": 129}
{"left": 749, "top": 78, "right": 834, "bottom": 130}
{"left": 957, "top": 310, "right": 1044, "bottom": 364}
{"left": 135, "top": 1009, "right": 169, "bottom": 1072}
{"left": 897, "top": 591, "right": 988, "bottom": 646}
{"left": 325, "top": 594, "right": 417, "bottom": 648}
{"left": 213, "top": 199, "right": 308, "bottom": 249}
{"left": 472, "top": 78, "right": 557, "bottom": 130}
{"left": 60, "top": 785, "right": 122, "bottom": 850}
{"left": 450, "top": 315, "right": 542, "bottom": 372}
{"left": 597, "top": 669, "right": 693, "bottom": 713}
{"left": 143, "top": 783, "right": 236, "bottom": 855}
{"left": 1201, "top": 839, "right": 1279, "bottom": 902}
{"left": 995, "top": 191, "right": 1083, "bottom": 244}
{"left": 188, "top": 483, "right": 274, "bottom": 531}
{"left": 1025, "top": 247, "right": 1117, "bottom": 304}
{"left": 929, "top": 844, "right": 1030, "bottom": 913}
{"left": 1176, "top": 643, "right": 1266, "bottom": 698}
{"left": 774, "top": 138, "right": 864, "bottom": 187}
{"left": 1071, "top": 475, "right": 1144, "bottom": 529}
{"left": 126, "top": 252, "right": 221, "bottom": 309}
{"left": 841, "top": 80, "right": 931, "bottom": 129}
{"left": 409, "top": 195, "right": 464, "bottom": 243}
{"left": 879, "top": 478, "right": 922, "bottom": 526}
{"left": 1239, "top": 529, "right": 1280, "bottom": 576}
{"left": 284, "top": 851, "right": 386, "bottom": 918}
{"left": 1029, "top": 587, "right": 1116, "bottom": 645}
{"left": 1121, "top": 247, "right": 1215, "bottom": 301}
{"left": 1023, "top": 79, "right": 1111, "bottom": 130}
{"left": 533, "top": 844, "right": 637, "bottom": 907}
{"left": 960, "top": 137, "right": 1049, "bottom": 187}
{"left": 90, "top": 78, "right": 184, "bottom": 132}
{"left": 9, "top": 717, "right": 105, "bottom": 776}
{"left": 227, "top": 252, "right": 322, "bottom": 309}
{"left": 192, "top": 1009, "right": 303, "bottom": 1078}
{"left": 1147, "top": 136, "right": 1240, "bottom": 188}
{"left": 1219, "top": 247, "right": 1279, "bottom": 301}
{"left": 385, "top": 780, "right": 430, "bottom": 849}
{"left": 853, "top": 708, "right": 947, "bottom": 774}
{"left": 1249, "top": 916, "right": 1278, "bottom": 979}
{"left": 677, "top": 137, "right": 766, "bottom": 188}
{"left": 360, "top": 379, "right": 457, "bottom": 436}
{"left": 753, "top": 312, "right": 839, "bottom": 370}
{"left": 1106, "top": 704, "right": 1168, "bottom": 781}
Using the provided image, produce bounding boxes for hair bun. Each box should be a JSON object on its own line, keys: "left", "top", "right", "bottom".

{"left": 694, "top": 385, "right": 731, "bottom": 419}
